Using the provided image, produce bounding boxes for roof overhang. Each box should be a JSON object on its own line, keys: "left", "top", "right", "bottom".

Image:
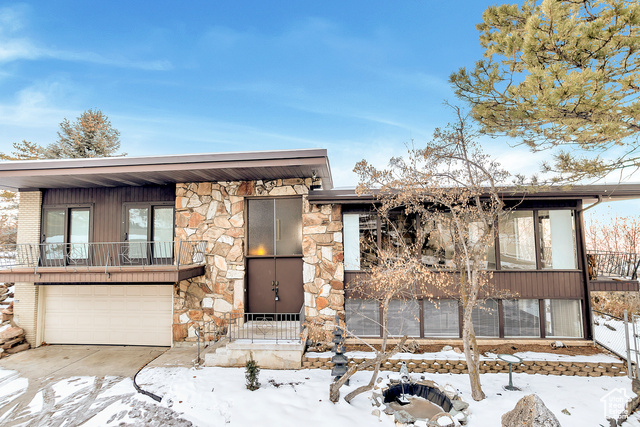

{"left": 307, "top": 183, "right": 640, "bottom": 205}
{"left": 0, "top": 149, "right": 333, "bottom": 191}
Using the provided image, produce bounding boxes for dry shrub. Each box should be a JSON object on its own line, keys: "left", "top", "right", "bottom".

{"left": 592, "top": 291, "right": 640, "bottom": 318}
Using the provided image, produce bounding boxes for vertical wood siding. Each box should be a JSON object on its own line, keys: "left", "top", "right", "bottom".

{"left": 42, "top": 186, "right": 175, "bottom": 243}
{"left": 344, "top": 270, "right": 585, "bottom": 299}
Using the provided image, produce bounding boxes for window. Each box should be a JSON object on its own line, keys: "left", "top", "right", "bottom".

{"left": 423, "top": 299, "right": 459, "bottom": 337}
{"left": 345, "top": 298, "right": 380, "bottom": 336}
{"left": 343, "top": 212, "right": 377, "bottom": 270}
{"left": 503, "top": 299, "right": 540, "bottom": 337}
{"left": 421, "top": 214, "right": 456, "bottom": 267}
{"left": 381, "top": 211, "right": 419, "bottom": 255}
{"left": 123, "top": 204, "right": 174, "bottom": 262}
{"left": 471, "top": 300, "right": 499, "bottom": 337}
{"left": 545, "top": 299, "right": 583, "bottom": 338}
{"left": 539, "top": 210, "right": 577, "bottom": 270}
{"left": 499, "top": 211, "right": 536, "bottom": 270}
{"left": 42, "top": 207, "right": 91, "bottom": 264}
{"left": 387, "top": 300, "right": 420, "bottom": 336}
{"left": 469, "top": 220, "right": 496, "bottom": 269}
{"left": 247, "top": 198, "right": 302, "bottom": 256}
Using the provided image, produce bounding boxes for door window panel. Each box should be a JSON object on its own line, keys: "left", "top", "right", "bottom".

{"left": 127, "top": 207, "right": 149, "bottom": 259}
{"left": 275, "top": 198, "right": 302, "bottom": 255}
{"left": 69, "top": 209, "right": 90, "bottom": 261}
{"left": 248, "top": 199, "right": 275, "bottom": 256}
{"left": 153, "top": 207, "right": 174, "bottom": 259}
{"left": 45, "top": 209, "right": 66, "bottom": 260}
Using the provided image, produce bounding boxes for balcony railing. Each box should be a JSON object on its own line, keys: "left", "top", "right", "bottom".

{"left": 0, "top": 240, "right": 206, "bottom": 272}
{"left": 587, "top": 250, "right": 640, "bottom": 281}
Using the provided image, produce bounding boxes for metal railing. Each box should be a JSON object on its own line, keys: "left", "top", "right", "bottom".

{"left": 0, "top": 240, "right": 206, "bottom": 271}
{"left": 587, "top": 250, "right": 640, "bottom": 280}
{"left": 223, "top": 311, "right": 302, "bottom": 343}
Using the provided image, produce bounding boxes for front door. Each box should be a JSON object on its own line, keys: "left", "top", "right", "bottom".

{"left": 246, "top": 197, "right": 303, "bottom": 314}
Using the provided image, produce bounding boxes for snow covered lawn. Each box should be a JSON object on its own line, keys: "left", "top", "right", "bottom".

{"left": 137, "top": 366, "right": 640, "bottom": 426}
{"left": 1, "top": 364, "right": 639, "bottom": 426}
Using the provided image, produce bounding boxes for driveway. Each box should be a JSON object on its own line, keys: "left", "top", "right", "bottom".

{"left": 0, "top": 345, "right": 194, "bottom": 426}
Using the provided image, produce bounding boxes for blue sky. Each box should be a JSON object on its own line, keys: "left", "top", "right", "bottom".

{"left": 0, "top": 1, "right": 637, "bottom": 219}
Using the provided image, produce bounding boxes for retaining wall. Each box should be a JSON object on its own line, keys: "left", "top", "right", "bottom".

{"left": 302, "top": 355, "right": 627, "bottom": 377}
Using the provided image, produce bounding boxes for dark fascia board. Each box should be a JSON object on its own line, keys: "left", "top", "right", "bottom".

{"left": 307, "top": 183, "right": 640, "bottom": 204}
{"left": 0, "top": 148, "right": 333, "bottom": 191}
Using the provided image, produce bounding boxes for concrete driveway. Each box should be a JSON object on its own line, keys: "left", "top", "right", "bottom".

{"left": 0, "top": 345, "right": 194, "bottom": 426}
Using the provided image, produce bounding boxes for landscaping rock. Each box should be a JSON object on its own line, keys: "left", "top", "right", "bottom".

{"left": 501, "top": 394, "right": 561, "bottom": 427}
{"left": 0, "top": 326, "right": 24, "bottom": 343}
{"left": 394, "top": 410, "right": 416, "bottom": 424}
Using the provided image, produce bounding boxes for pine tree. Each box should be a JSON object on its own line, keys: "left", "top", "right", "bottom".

{"left": 450, "top": 0, "right": 640, "bottom": 181}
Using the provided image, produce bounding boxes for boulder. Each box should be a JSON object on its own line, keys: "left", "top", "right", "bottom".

{"left": 502, "top": 394, "right": 561, "bottom": 427}
{"left": 0, "top": 326, "right": 24, "bottom": 343}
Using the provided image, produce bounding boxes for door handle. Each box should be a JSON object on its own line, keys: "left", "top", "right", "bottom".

{"left": 272, "top": 280, "right": 280, "bottom": 301}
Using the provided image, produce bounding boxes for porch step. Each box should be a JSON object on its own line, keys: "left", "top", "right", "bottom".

{"left": 204, "top": 339, "right": 305, "bottom": 370}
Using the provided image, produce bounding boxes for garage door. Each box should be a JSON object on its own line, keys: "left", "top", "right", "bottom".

{"left": 42, "top": 285, "right": 172, "bottom": 346}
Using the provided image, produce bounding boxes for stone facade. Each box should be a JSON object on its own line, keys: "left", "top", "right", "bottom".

{"left": 172, "top": 179, "right": 344, "bottom": 342}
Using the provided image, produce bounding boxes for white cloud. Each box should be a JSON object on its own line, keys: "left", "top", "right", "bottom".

{"left": 0, "top": 4, "right": 171, "bottom": 70}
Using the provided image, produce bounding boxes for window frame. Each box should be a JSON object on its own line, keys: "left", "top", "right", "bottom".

{"left": 41, "top": 204, "right": 94, "bottom": 266}
{"left": 121, "top": 202, "right": 175, "bottom": 264}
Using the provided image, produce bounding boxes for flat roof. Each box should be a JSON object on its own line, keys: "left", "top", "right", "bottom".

{"left": 307, "top": 183, "right": 640, "bottom": 205}
{"left": 0, "top": 149, "right": 333, "bottom": 191}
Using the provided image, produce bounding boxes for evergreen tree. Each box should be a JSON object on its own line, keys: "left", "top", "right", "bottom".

{"left": 450, "top": 0, "right": 640, "bottom": 181}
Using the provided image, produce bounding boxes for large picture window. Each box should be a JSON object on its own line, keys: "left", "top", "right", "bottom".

{"left": 343, "top": 212, "right": 377, "bottom": 270}
{"left": 545, "top": 299, "right": 583, "bottom": 338}
{"left": 503, "top": 299, "right": 540, "bottom": 337}
{"left": 499, "top": 211, "right": 536, "bottom": 270}
{"left": 387, "top": 300, "right": 420, "bottom": 337}
{"left": 539, "top": 210, "right": 577, "bottom": 270}
{"left": 471, "top": 300, "right": 499, "bottom": 337}
{"left": 345, "top": 298, "right": 380, "bottom": 336}
{"left": 423, "top": 299, "right": 459, "bottom": 337}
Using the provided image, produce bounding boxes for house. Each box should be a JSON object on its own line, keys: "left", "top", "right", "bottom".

{"left": 0, "top": 149, "right": 637, "bottom": 360}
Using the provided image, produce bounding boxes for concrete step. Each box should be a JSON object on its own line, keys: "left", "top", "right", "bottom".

{"left": 204, "top": 338, "right": 304, "bottom": 370}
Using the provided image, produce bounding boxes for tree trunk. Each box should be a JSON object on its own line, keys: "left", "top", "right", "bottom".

{"left": 462, "top": 298, "right": 485, "bottom": 401}
{"left": 329, "top": 335, "right": 408, "bottom": 403}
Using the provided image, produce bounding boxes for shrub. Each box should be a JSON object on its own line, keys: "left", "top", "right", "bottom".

{"left": 245, "top": 356, "right": 260, "bottom": 391}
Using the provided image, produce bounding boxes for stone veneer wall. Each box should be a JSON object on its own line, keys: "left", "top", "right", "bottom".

{"left": 172, "top": 179, "right": 344, "bottom": 342}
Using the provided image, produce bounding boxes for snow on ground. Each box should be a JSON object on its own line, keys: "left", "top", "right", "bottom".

{"left": 136, "top": 366, "right": 639, "bottom": 426}
{"left": 1, "top": 364, "right": 639, "bottom": 426}
{"left": 594, "top": 315, "right": 640, "bottom": 362}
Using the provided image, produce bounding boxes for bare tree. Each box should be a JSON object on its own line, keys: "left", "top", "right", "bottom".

{"left": 585, "top": 215, "right": 640, "bottom": 254}
{"left": 353, "top": 106, "right": 510, "bottom": 401}
{"left": 329, "top": 247, "right": 430, "bottom": 403}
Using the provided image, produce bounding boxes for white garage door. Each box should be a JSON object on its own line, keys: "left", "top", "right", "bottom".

{"left": 43, "top": 285, "right": 172, "bottom": 346}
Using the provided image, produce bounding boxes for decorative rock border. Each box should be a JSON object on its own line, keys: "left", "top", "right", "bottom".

{"left": 301, "top": 356, "right": 627, "bottom": 377}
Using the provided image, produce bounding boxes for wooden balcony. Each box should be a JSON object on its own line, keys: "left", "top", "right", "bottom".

{"left": 587, "top": 250, "right": 639, "bottom": 292}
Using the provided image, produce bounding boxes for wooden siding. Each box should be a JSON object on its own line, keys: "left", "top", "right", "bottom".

{"left": 42, "top": 185, "right": 175, "bottom": 243}
{"left": 588, "top": 280, "right": 639, "bottom": 292}
{"left": 0, "top": 265, "right": 204, "bottom": 284}
{"left": 344, "top": 270, "right": 585, "bottom": 299}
